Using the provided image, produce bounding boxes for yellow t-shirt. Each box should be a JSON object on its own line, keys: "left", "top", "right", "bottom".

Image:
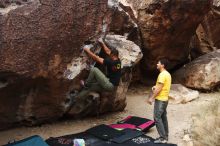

{"left": 155, "top": 70, "right": 171, "bottom": 101}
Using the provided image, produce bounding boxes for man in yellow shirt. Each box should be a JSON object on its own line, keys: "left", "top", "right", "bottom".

{"left": 147, "top": 59, "right": 171, "bottom": 144}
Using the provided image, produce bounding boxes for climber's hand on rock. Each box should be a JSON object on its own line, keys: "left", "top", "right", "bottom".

{"left": 98, "top": 38, "right": 104, "bottom": 44}
{"left": 83, "top": 45, "right": 92, "bottom": 52}
{"left": 83, "top": 47, "right": 90, "bottom": 52}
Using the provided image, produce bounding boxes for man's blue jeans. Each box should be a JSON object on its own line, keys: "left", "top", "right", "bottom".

{"left": 154, "top": 99, "right": 169, "bottom": 140}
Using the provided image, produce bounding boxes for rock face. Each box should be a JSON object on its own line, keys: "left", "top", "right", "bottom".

{"left": 190, "top": 0, "right": 220, "bottom": 59}
{"left": 120, "top": 0, "right": 212, "bottom": 75}
{"left": 0, "top": 0, "right": 141, "bottom": 130}
{"left": 173, "top": 50, "right": 220, "bottom": 91}
{"left": 169, "top": 84, "right": 199, "bottom": 104}
{"left": 0, "top": 0, "right": 113, "bottom": 76}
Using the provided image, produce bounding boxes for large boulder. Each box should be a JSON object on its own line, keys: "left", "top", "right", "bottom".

{"left": 169, "top": 84, "right": 199, "bottom": 104}
{"left": 0, "top": 0, "right": 109, "bottom": 130}
{"left": 120, "top": 0, "right": 212, "bottom": 75}
{"left": 173, "top": 50, "right": 220, "bottom": 91}
{"left": 0, "top": 0, "right": 141, "bottom": 130}
{"left": 190, "top": 0, "right": 220, "bottom": 59}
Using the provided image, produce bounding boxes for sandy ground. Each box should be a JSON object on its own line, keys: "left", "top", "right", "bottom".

{"left": 0, "top": 85, "right": 219, "bottom": 145}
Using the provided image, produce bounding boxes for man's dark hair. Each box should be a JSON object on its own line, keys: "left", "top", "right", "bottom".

{"left": 159, "top": 58, "right": 169, "bottom": 68}
{"left": 111, "top": 48, "right": 119, "bottom": 57}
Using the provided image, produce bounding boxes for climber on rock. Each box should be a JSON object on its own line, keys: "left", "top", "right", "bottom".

{"left": 70, "top": 38, "right": 121, "bottom": 104}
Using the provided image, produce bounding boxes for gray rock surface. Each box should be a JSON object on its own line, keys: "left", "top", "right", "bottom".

{"left": 169, "top": 84, "right": 199, "bottom": 104}
{"left": 173, "top": 50, "right": 220, "bottom": 91}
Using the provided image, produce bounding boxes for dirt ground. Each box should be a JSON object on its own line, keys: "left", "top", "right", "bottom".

{"left": 0, "top": 85, "right": 219, "bottom": 145}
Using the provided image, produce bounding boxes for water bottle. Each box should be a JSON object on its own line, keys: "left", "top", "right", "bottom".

{"left": 73, "top": 139, "right": 85, "bottom": 146}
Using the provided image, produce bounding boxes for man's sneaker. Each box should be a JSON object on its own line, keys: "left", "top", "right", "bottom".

{"left": 63, "top": 90, "right": 78, "bottom": 112}
{"left": 154, "top": 137, "right": 167, "bottom": 144}
{"left": 68, "top": 90, "right": 78, "bottom": 104}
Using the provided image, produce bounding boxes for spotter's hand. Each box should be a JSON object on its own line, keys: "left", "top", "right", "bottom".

{"left": 147, "top": 98, "right": 154, "bottom": 105}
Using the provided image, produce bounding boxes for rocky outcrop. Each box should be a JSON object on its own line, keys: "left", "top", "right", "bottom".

{"left": 0, "top": 0, "right": 141, "bottom": 130}
{"left": 120, "top": 0, "right": 212, "bottom": 75}
{"left": 169, "top": 84, "right": 199, "bottom": 104}
{"left": 173, "top": 50, "right": 220, "bottom": 91}
{"left": 190, "top": 0, "right": 220, "bottom": 59}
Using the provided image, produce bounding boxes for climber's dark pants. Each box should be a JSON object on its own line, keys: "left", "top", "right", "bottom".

{"left": 77, "top": 67, "right": 114, "bottom": 100}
